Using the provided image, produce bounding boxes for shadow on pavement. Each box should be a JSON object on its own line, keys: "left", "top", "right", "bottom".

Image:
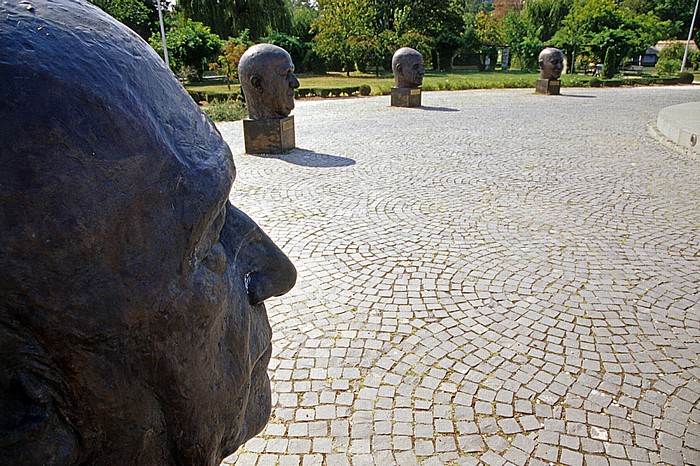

{"left": 417, "top": 106, "right": 460, "bottom": 112}
{"left": 253, "top": 148, "right": 356, "bottom": 168}
{"left": 561, "top": 94, "right": 596, "bottom": 98}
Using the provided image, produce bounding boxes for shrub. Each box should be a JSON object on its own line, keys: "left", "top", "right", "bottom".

{"left": 187, "top": 90, "right": 206, "bottom": 102}
{"left": 679, "top": 71, "right": 694, "bottom": 84}
{"left": 602, "top": 47, "right": 617, "bottom": 79}
{"left": 203, "top": 99, "right": 247, "bottom": 122}
{"left": 603, "top": 79, "right": 622, "bottom": 87}
{"left": 589, "top": 77, "right": 602, "bottom": 87}
{"left": 359, "top": 84, "right": 371, "bottom": 96}
{"left": 656, "top": 58, "right": 681, "bottom": 76}
{"left": 178, "top": 66, "right": 201, "bottom": 83}
{"left": 205, "top": 91, "right": 239, "bottom": 102}
{"left": 296, "top": 88, "right": 314, "bottom": 98}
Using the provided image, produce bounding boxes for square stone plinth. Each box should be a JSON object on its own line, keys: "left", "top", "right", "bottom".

{"left": 391, "top": 87, "right": 422, "bottom": 107}
{"left": 243, "top": 116, "right": 295, "bottom": 154}
{"left": 536, "top": 79, "right": 560, "bottom": 95}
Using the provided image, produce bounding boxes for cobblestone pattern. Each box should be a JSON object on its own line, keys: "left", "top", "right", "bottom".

{"left": 218, "top": 87, "right": 699, "bottom": 466}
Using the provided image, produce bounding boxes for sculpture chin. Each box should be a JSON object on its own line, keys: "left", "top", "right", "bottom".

{"left": 240, "top": 347, "right": 273, "bottom": 445}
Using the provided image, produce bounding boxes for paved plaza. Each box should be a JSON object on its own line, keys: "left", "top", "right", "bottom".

{"left": 218, "top": 86, "right": 699, "bottom": 466}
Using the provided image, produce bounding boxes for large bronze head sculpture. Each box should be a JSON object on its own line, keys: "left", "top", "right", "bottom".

{"left": 0, "top": 0, "right": 296, "bottom": 464}
{"left": 238, "top": 44, "right": 300, "bottom": 120}
{"left": 392, "top": 47, "right": 425, "bottom": 88}
{"left": 539, "top": 47, "right": 565, "bottom": 80}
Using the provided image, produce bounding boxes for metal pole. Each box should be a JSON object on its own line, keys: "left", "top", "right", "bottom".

{"left": 156, "top": 0, "right": 169, "bottom": 68}
{"left": 681, "top": 0, "right": 699, "bottom": 72}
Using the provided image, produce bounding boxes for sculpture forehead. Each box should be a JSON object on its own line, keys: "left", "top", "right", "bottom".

{"left": 0, "top": 0, "right": 233, "bottom": 266}
{"left": 1, "top": 0, "right": 231, "bottom": 180}
{"left": 393, "top": 47, "right": 423, "bottom": 63}
{"left": 540, "top": 48, "right": 564, "bottom": 62}
{"left": 239, "top": 44, "right": 293, "bottom": 75}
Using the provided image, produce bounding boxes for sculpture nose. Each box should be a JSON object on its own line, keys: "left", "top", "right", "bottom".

{"left": 220, "top": 204, "right": 297, "bottom": 305}
{"left": 290, "top": 74, "right": 300, "bottom": 89}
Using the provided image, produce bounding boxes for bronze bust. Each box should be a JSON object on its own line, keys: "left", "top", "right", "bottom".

{"left": 392, "top": 47, "right": 426, "bottom": 88}
{"left": 238, "top": 44, "right": 301, "bottom": 120}
{"left": 539, "top": 47, "right": 565, "bottom": 80}
{"left": 0, "top": 0, "right": 296, "bottom": 464}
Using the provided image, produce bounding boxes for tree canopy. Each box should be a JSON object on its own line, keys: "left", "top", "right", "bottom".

{"left": 177, "top": 0, "right": 292, "bottom": 40}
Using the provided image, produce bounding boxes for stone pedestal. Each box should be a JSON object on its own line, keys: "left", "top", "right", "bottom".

{"left": 391, "top": 87, "right": 422, "bottom": 107}
{"left": 536, "top": 79, "right": 560, "bottom": 95}
{"left": 243, "top": 115, "right": 295, "bottom": 154}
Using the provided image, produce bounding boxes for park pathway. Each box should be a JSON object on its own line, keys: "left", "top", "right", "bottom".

{"left": 218, "top": 86, "right": 699, "bottom": 466}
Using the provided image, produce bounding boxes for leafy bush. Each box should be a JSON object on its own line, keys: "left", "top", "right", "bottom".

{"left": 296, "top": 88, "right": 315, "bottom": 98}
{"left": 602, "top": 47, "right": 617, "bottom": 79}
{"left": 656, "top": 58, "right": 681, "bottom": 76}
{"left": 203, "top": 99, "right": 247, "bottom": 122}
{"left": 205, "top": 91, "right": 240, "bottom": 102}
{"left": 603, "top": 79, "right": 622, "bottom": 87}
{"left": 359, "top": 84, "right": 371, "bottom": 96}
{"left": 678, "top": 71, "right": 694, "bottom": 84}
{"left": 187, "top": 90, "right": 206, "bottom": 102}
{"left": 589, "top": 77, "right": 602, "bottom": 87}
{"left": 689, "top": 50, "right": 700, "bottom": 70}
{"left": 178, "top": 66, "right": 201, "bottom": 83}
{"left": 150, "top": 19, "right": 222, "bottom": 82}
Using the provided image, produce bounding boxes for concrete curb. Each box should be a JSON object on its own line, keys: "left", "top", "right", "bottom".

{"left": 657, "top": 101, "right": 700, "bottom": 155}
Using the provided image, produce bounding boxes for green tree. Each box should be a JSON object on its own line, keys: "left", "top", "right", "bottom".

{"left": 655, "top": 41, "right": 690, "bottom": 74}
{"left": 400, "top": 0, "right": 466, "bottom": 69}
{"left": 210, "top": 30, "right": 252, "bottom": 89}
{"left": 312, "top": 0, "right": 375, "bottom": 74}
{"left": 602, "top": 44, "right": 617, "bottom": 77}
{"left": 523, "top": 0, "right": 573, "bottom": 42}
{"left": 312, "top": 0, "right": 469, "bottom": 72}
{"left": 150, "top": 17, "right": 222, "bottom": 81}
{"left": 553, "top": 0, "right": 668, "bottom": 73}
{"left": 474, "top": 11, "right": 504, "bottom": 70}
{"left": 653, "top": 0, "right": 698, "bottom": 40}
{"left": 502, "top": 11, "right": 543, "bottom": 70}
{"left": 290, "top": 1, "right": 319, "bottom": 42}
{"left": 177, "top": 0, "right": 291, "bottom": 40}
{"left": 89, "top": 0, "right": 156, "bottom": 39}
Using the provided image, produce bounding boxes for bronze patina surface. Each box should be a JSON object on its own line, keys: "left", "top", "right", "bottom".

{"left": 239, "top": 44, "right": 300, "bottom": 120}
{"left": 239, "top": 44, "right": 299, "bottom": 152}
{"left": 0, "top": 1, "right": 296, "bottom": 464}
{"left": 392, "top": 47, "right": 425, "bottom": 89}
{"left": 539, "top": 47, "right": 565, "bottom": 80}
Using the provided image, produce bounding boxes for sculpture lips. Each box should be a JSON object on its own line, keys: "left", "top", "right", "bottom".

{"left": 253, "top": 343, "right": 272, "bottom": 375}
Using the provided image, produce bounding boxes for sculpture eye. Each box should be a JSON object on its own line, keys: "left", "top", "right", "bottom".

{"left": 198, "top": 208, "right": 228, "bottom": 275}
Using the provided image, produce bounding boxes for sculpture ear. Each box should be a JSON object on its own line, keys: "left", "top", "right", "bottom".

{"left": 396, "top": 63, "right": 403, "bottom": 75}
{"left": 251, "top": 75, "right": 263, "bottom": 92}
{"left": 0, "top": 372, "right": 79, "bottom": 464}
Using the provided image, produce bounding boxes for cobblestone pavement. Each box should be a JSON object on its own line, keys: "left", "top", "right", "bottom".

{"left": 218, "top": 86, "right": 700, "bottom": 466}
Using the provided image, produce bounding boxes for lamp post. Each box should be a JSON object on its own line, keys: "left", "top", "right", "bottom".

{"left": 681, "top": 0, "right": 699, "bottom": 72}
{"left": 156, "top": 0, "right": 169, "bottom": 68}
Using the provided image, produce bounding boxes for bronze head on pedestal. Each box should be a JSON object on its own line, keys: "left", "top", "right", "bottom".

{"left": 239, "top": 44, "right": 300, "bottom": 120}
{"left": 392, "top": 47, "right": 425, "bottom": 88}
{"left": 539, "top": 47, "right": 565, "bottom": 80}
{"left": 0, "top": 0, "right": 296, "bottom": 464}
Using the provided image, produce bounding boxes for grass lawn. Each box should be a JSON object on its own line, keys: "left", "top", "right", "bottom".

{"left": 191, "top": 68, "right": 693, "bottom": 121}
{"left": 187, "top": 69, "right": 594, "bottom": 99}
